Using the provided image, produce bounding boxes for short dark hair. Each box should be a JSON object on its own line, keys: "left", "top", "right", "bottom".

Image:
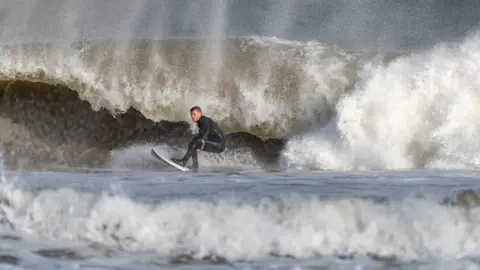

{"left": 190, "top": 106, "right": 202, "bottom": 113}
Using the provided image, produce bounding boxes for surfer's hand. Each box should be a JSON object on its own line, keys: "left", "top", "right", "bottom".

{"left": 200, "top": 140, "right": 205, "bottom": 149}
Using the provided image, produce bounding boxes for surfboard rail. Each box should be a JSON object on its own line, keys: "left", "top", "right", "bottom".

{"left": 151, "top": 149, "right": 190, "bottom": 171}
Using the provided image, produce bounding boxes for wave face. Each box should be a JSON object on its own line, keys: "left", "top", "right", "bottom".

{"left": 0, "top": 182, "right": 480, "bottom": 263}
{"left": 0, "top": 38, "right": 361, "bottom": 138}
{"left": 0, "top": 37, "right": 359, "bottom": 169}
{"left": 0, "top": 1, "right": 478, "bottom": 172}
{"left": 0, "top": 76, "right": 282, "bottom": 170}
{"left": 1, "top": 32, "right": 480, "bottom": 170}
{"left": 282, "top": 30, "right": 480, "bottom": 170}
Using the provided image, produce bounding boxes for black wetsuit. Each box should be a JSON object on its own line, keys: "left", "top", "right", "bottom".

{"left": 175, "top": 115, "right": 225, "bottom": 168}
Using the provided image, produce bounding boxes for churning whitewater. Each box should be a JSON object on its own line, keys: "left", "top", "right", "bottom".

{"left": 1, "top": 177, "right": 480, "bottom": 264}
{"left": 0, "top": 37, "right": 359, "bottom": 136}
{"left": 0, "top": 31, "right": 480, "bottom": 170}
{"left": 283, "top": 30, "right": 480, "bottom": 171}
{"left": 0, "top": 36, "right": 359, "bottom": 169}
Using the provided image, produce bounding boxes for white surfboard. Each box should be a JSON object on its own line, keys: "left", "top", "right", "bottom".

{"left": 151, "top": 149, "right": 190, "bottom": 171}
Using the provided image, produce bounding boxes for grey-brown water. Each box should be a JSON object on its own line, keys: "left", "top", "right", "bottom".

{"left": 1, "top": 1, "right": 480, "bottom": 270}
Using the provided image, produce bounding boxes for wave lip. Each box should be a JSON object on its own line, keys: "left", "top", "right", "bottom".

{"left": 0, "top": 37, "right": 366, "bottom": 138}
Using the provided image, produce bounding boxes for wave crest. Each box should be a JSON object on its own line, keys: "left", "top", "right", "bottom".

{"left": 0, "top": 38, "right": 371, "bottom": 138}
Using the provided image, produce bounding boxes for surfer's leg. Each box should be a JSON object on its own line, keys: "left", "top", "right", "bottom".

{"left": 191, "top": 147, "right": 199, "bottom": 168}
{"left": 172, "top": 140, "right": 202, "bottom": 166}
{"left": 184, "top": 140, "right": 203, "bottom": 158}
{"left": 174, "top": 140, "right": 222, "bottom": 167}
{"left": 202, "top": 141, "right": 225, "bottom": 153}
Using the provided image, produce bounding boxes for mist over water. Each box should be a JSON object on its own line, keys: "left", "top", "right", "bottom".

{"left": 1, "top": 1, "right": 479, "bottom": 50}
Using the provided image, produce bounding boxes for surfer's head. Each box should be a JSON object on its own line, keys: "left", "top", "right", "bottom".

{"left": 190, "top": 106, "right": 202, "bottom": 122}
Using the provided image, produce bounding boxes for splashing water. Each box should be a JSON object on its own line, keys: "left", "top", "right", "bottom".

{"left": 282, "top": 30, "right": 480, "bottom": 171}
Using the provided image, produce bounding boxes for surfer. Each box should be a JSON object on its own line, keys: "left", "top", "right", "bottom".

{"left": 171, "top": 106, "right": 225, "bottom": 168}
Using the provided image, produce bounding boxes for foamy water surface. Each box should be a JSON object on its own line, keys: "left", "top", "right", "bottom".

{"left": 3, "top": 32, "right": 480, "bottom": 170}
{"left": 0, "top": 3, "right": 479, "bottom": 269}
{"left": 0, "top": 162, "right": 480, "bottom": 270}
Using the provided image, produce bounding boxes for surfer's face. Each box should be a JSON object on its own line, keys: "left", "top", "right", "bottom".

{"left": 191, "top": 109, "right": 202, "bottom": 122}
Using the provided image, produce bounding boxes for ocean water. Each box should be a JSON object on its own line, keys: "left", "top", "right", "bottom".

{"left": 0, "top": 1, "right": 480, "bottom": 269}
{"left": 3, "top": 166, "right": 480, "bottom": 270}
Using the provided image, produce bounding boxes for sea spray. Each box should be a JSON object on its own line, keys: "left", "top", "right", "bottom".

{"left": 283, "top": 31, "right": 480, "bottom": 171}
{"left": 0, "top": 38, "right": 360, "bottom": 138}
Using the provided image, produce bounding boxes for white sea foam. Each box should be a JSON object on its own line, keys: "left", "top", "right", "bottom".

{"left": 283, "top": 30, "right": 480, "bottom": 170}
{"left": 0, "top": 181, "right": 478, "bottom": 263}
{"left": 0, "top": 36, "right": 358, "bottom": 138}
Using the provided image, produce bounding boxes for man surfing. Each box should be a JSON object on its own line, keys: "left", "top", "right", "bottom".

{"left": 171, "top": 106, "right": 226, "bottom": 168}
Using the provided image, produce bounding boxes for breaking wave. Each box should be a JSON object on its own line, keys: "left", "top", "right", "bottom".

{"left": 282, "top": 30, "right": 480, "bottom": 170}
{"left": 0, "top": 37, "right": 363, "bottom": 137}
{"left": 0, "top": 181, "right": 479, "bottom": 263}
{"left": 1, "top": 29, "right": 480, "bottom": 170}
{"left": 1, "top": 37, "right": 334, "bottom": 169}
